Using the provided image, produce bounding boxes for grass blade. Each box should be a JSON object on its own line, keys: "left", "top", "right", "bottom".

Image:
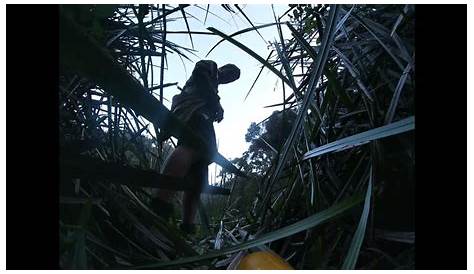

{"left": 384, "top": 61, "right": 413, "bottom": 124}
{"left": 261, "top": 5, "right": 340, "bottom": 211}
{"left": 193, "top": 4, "right": 230, "bottom": 26}
{"left": 221, "top": 4, "right": 235, "bottom": 13}
{"left": 214, "top": 153, "right": 248, "bottom": 178}
{"left": 243, "top": 51, "right": 273, "bottom": 101}
{"left": 342, "top": 173, "right": 372, "bottom": 269}
{"left": 206, "top": 22, "right": 285, "bottom": 57}
{"left": 179, "top": 5, "right": 195, "bottom": 49}
{"left": 335, "top": 4, "right": 355, "bottom": 34}
{"left": 272, "top": 6, "right": 297, "bottom": 92}
{"left": 303, "top": 116, "right": 415, "bottom": 160}
{"left": 148, "top": 82, "right": 178, "bottom": 92}
{"left": 207, "top": 27, "right": 292, "bottom": 88}
{"left": 71, "top": 200, "right": 92, "bottom": 269}
{"left": 375, "top": 229, "right": 415, "bottom": 244}
{"left": 263, "top": 100, "right": 297, "bottom": 109}
{"left": 234, "top": 4, "right": 266, "bottom": 43}
{"left": 274, "top": 41, "right": 297, "bottom": 91}
{"left": 204, "top": 4, "right": 210, "bottom": 24}
{"left": 332, "top": 46, "right": 373, "bottom": 101}
{"left": 390, "top": 5, "right": 409, "bottom": 37}
{"left": 198, "top": 200, "right": 212, "bottom": 236}
{"left": 285, "top": 22, "right": 318, "bottom": 61}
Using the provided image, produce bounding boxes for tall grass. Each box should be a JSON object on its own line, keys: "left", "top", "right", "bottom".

{"left": 59, "top": 4, "right": 415, "bottom": 269}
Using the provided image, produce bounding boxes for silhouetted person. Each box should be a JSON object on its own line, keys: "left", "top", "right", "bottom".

{"left": 153, "top": 60, "right": 240, "bottom": 234}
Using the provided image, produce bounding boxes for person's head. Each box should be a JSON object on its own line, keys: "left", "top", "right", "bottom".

{"left": 193, "top": 60, "right": 219, "bottom": 85}
{"left": 191, "top": 60, "right": 240, "bottom": 86}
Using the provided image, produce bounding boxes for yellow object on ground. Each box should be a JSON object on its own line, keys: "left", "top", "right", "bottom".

{"left": 237, "top": 251, "right": 294, "bottom": 270}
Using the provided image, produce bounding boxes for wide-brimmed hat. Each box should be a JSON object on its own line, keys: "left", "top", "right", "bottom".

{"left": 218, "top": 63, "right": 240, "bottom": 84}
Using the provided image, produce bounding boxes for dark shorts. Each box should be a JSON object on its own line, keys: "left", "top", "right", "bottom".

{"left": 178, "top": 113, "right": 217, "bottom": 164}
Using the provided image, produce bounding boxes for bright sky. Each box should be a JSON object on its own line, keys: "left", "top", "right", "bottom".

{"left": 148, "top": 4, "right": 293, "bottom": 183}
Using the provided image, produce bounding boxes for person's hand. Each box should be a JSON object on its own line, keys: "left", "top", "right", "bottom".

{"left": 215, "top": 107, "right": 224, "bottom": 123}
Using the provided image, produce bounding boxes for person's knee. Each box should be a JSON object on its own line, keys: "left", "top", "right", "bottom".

{"left": 162, "top": 146, "right": 197, "bottom": 176}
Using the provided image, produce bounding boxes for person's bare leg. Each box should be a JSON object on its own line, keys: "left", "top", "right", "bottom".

{"left": 157, "top": 145, "right": 197, "bottom": 202}
{"left": 183, "top": 191, "right": 201, "bottom": 225}
{"left": 182, "top": 165, "right": 207, "bottom": 225}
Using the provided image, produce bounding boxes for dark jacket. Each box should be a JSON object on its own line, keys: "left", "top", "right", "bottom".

{"left": 171, "top": 60, "right": 224, "bottom": 124}
{"left": 168, "top": 61, "right": 223, "bottom": 160}
{"left": 160, "top": 60, "right": 239, "bottom": 161}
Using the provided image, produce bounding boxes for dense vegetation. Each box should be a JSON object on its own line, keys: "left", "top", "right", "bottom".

{"left": 59, "top": 4, "right": 415, "bottom": 269}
